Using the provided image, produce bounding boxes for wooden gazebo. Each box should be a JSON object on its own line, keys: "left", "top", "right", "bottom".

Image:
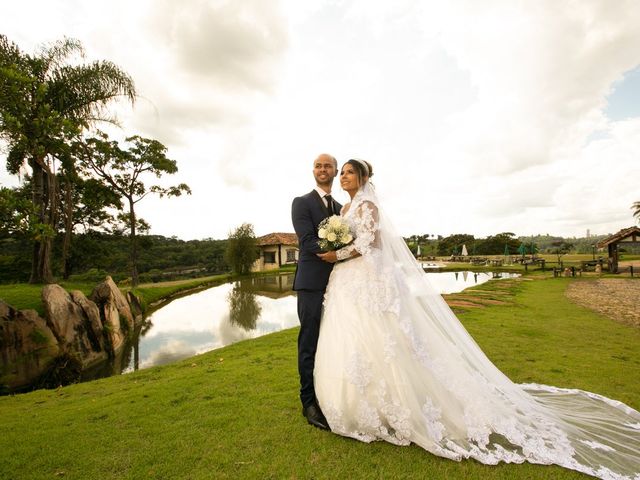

{"left": 596, "top": 226, "right": 640, "bottom": 273}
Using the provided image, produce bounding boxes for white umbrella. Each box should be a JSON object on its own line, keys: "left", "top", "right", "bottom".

{"left": 416, "top": 244, "right": 421, "bottom": 257}
{"left": 461, "top": 244, "right": 468, "bottom": 256}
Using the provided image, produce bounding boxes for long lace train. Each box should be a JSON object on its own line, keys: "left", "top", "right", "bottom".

{"left": 314, "top": 183, "right": 640, "bottom": 480}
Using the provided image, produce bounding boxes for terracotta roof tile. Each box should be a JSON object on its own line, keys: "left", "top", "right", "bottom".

{"left": 257, "top": 232, "right": 299, "bottom": 246}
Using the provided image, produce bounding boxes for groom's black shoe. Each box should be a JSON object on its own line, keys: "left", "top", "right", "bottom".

{"left": 302, "top": 402, "right": 330, "bottom": 430}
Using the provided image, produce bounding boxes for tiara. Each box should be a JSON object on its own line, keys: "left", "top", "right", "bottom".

{"left": 350, "top": 158, "right": 369, "bottom": 176}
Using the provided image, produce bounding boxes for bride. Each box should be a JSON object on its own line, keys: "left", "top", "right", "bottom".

{"left": 314, "top": 159, "right": 640, "bottom": 480}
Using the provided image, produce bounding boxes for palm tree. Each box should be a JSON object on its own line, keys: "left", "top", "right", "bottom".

{"left": 0, "top": 35, "right": 136, "bottom": 283}
{"left": 633, "top": 201, "right": 640, "bottom": 222}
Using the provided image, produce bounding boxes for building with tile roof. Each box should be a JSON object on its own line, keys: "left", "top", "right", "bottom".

{"left": 252, "top": 232, "right": 299, "bottom": 272}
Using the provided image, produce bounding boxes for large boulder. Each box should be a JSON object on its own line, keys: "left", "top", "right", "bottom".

{"left": 126, "top": 291, "right": 143, "bottom": 322}
{"left": 41, "top": 285, "right": 108, "bottom": 367}
{"left": 90, "top": 276, "right": 133, "bottom": 353}
{"left": 0, "top": 300, "right": 59, "bottom": 392}
{"left": 70, "top": 290, "right": 106, "bottom": 354}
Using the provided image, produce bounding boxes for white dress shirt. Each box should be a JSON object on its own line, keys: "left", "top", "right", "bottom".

{"left": 314, "top": 186, "right": 332, "bottom": 209}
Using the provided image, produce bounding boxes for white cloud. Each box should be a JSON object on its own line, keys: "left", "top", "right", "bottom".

{"left": 2, "top": 0, "right": 640, "bottom": 240}
{"left": 422, "top": 0, "right": 640, "bottom": 175}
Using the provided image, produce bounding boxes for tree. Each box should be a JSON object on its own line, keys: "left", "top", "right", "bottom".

{"left": 550, "top": 240, "right": 573, "bottom": 265}
{"left": 224, "top": 223, "right": 259, "bottom": 275}
{"left": 475, "top": 232, "right": 520, "bottom": 255}
{"left": 0, "top": 184, "right": 34, "bottom": 236}
{"left": 633, "top": 201, "right": 640, "bottom": 222}
{"left": 57, "top": 174, "right": 122, "bottom": 279}
{"left": 79, "top": 133, "right": 191, "bottom": 286}
{"left": 0, "top": 35, "right": 136, "bottom": 283}
{"left": 437, "top": 234, "right": 475, "bottom": 256}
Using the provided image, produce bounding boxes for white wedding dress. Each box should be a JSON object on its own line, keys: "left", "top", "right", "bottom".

{"left": 314, "top": 183, "right": 640, "bottom": 480}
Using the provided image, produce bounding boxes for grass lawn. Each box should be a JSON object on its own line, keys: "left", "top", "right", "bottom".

{"left": 0, "top": 277, "right": 638, "bottom": 479}
{"left": 0, "top": 281, "right": 97, "bottom": 316}
{"left": 0, "top": 273, "right": 243, "bottom": 316}
{"left": 0, "top": 267, "right": 299, "bottom": 316}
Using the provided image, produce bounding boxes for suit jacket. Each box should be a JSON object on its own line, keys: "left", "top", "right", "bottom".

{"left": 291, "top": 190, "right": 342, "bottom": 291}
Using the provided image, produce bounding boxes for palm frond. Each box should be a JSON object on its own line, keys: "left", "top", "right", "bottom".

{"left": 37, "top": 37, "right": 84, "bottom": 74}
{"left": 632, "top": 201, "right": 640, "bottom": 220}
{"left": 47, "top": 60, "right": 136, "bottom": 124}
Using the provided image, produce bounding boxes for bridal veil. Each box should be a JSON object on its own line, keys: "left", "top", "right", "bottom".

{"left": 315, "top": 182, "right": 640, "bottom": 480}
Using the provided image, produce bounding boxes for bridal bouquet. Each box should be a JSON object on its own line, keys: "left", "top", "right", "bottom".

{"left": 318, "top": 215, "right": 353, "bottom": 251}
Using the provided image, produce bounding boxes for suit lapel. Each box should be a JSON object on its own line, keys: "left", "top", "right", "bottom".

{"left": 311, "top": 190, "right": 330, "bottom": 217}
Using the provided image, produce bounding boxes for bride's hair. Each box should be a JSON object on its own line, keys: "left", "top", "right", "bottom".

{"left": 345, "top": 158, "right": 373, "bottom": 187}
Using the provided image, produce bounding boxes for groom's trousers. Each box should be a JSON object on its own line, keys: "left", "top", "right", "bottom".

{"left": 296, "top": 289, "right": 324, "bottom": 408}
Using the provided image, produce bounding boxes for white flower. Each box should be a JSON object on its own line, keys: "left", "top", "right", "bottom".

{"left": 317, "top": 214, "right": 353, "bottom": 250}
{"left": 328, "top": 216, "right": 342, "bottom": 228}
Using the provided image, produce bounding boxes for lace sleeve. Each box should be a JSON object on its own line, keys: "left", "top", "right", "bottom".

{"left": 336, "top": 201, "right": 379, "bottom": 261}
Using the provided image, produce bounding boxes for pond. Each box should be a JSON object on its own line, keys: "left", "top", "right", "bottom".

{"left": 85, "top": 270, "right": 519, "bottom": 380}
{"left": 427, "top": 270, "right": 519, "bottom": 294}
{"left": 112, "top": 271, "right": 518, "bottom": 372}
{"left": 123, "top": 275, "right": 298, "bottom": 372}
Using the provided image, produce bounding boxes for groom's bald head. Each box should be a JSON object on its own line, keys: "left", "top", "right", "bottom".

{"left": 314, "top": 153, "right": 337, "bottom": 168}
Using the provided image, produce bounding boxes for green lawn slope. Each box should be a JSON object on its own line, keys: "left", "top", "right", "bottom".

{"left": 1, "top": 277, "right": 638, "bottom": 479}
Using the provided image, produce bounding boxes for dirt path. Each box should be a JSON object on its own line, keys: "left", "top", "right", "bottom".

{"left": 565, "top": 278, "right": 640, "bottom": 327}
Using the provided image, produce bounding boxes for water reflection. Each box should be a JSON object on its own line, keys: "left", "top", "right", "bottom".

{"left": 96, "top": 270, "right": 518, "bottom": 375}
{"left": 228, "top": 280, "right": 262, "bottom": 331}
{"left": 122, "top": 274, "right": 298, "bottom": 373}
{"left": 425, "top": 271, "right": 519, "bottom": 294}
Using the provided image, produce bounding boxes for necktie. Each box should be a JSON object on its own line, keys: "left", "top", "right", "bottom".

{"left": 325, "top": 194, "right": 334, "bottom": 215}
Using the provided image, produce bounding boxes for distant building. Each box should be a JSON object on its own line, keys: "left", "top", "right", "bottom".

{"left": 252, "top": 232, "right": 299, "bottom": 272}
{"left": 586, "top": 229, "right": 591, "bottom": 238}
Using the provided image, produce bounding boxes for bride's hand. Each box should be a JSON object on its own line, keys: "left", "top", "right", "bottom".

{"left": 317, "top": 251, "right": 338, "bottom": 263}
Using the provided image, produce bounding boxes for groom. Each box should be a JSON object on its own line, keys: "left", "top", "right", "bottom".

{"left": 291, "top": 153, "right": 341, "bottom": 430}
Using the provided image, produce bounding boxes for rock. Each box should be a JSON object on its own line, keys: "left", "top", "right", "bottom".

{"left": 2, "top": 278, "right": 139, "bottom": 392}
{"left": 126, "top": 291, "right": 143, "bottom": 322}
{"left": 41, "top": 285, "right": 108, "bottom": 367}
{"left": 70, "top": 291, "right": 105, "bottom": 353}
{"left": 91, "top": 276, "right": 133, "bottom": 353}
{"left": 0, "top": 300, "right": 59, "bottom": 392}
{"left": 0, "top": 300, "right": 10, "bottom": 319}
{"left": 42, "top": 284, "right": 83, "bottom": 344}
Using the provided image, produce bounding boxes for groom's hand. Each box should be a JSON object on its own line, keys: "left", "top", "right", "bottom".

{"left": 317, "top": 251, "right": 338, "bottom": 263}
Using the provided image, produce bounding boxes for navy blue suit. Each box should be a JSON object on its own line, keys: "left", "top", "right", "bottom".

{"left": 291, "top": 190, "right": 342, "bottom": 407}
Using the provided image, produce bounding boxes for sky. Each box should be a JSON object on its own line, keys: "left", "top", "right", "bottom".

{"left": 1, "top": 0, "right": 640, "bottom": 240}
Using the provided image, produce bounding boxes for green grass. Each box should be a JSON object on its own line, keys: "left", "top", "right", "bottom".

{"left": 458, "top": 278, "right": 640, "bottom": 405}
{"left": 0, "top": 281, "right": 96, "bottom": 316}
{"left": 1, "top": 277, "right": 638, "bottom": 479}
{"left": 0, "top": 267, "right": 298, "bottom": 316}
{"left": 0, "top": 276, "right": 234, "bottom": 317}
